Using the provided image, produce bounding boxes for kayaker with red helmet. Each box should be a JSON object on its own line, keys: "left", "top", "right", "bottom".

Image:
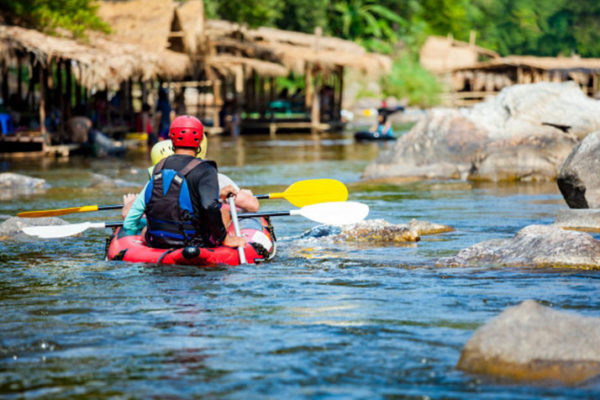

{"left": 123, "top": 115, "right": 245, "bottom": 249}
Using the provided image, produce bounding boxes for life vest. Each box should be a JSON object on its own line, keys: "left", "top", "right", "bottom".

{"left": 376, "top": 124, "right": 393, "bottom": 136}
{"left": 144, "top": 157, "right": 211, "bottom": 248}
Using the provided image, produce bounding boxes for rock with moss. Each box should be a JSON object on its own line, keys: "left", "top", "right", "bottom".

{"left": 441, "top": 224, "right": 600, "bottom": 269}
{"left": 300, "top": 219, "right": 454, "bottom": 243}
{"left": 457, "top": 300, "right": 600, "bottom": 385}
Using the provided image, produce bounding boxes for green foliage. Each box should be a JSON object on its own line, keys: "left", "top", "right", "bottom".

{"left": 276, "top": 0, "right": 329, "bottom": 33}
{"left": 275, "top": 74, "right": 305, "bottom": 94}
{"left": 0, "top": 0, "right": 110, "bottom": 38}
{"left": 330, "top": 0, "right": 406, "bottom": 41}
{"left": 381, "top": 55, "right": 443, "bottom": 107}
{"left": 214, "top": 0, "right": 284, "bottom": 28}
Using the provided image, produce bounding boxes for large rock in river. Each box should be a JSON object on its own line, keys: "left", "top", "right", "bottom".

{"left": 441, "top": 224, "right": 600, "bottom": 269}
{"left": 457, "top": 300, "right": 600, "bottom": 384}
{"left": 557, "top": 130, "right": 600, "bottom": 208}
{"left": 0, "top": 216, "right": 67, "bottom": 240}
{"left": 363, "top": 82, "right": 600, "bottom": 182}
{"left": 0, "top": 173, "right": 47, "bottom": 200}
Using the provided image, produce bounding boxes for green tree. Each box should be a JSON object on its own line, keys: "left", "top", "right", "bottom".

{"left": 276, "top": 0, "right": 329, "bottom": 33}
{"left": 467, "top": 0, "right": 564, "bottom": 56}
{"left": 215, "top": 0, "right": 284, "bottom": 28}
{"left": 330, "top": 0, "right": 406, "bottom": 42}
{"left": 0, "top": 0, "right": 110, "bottom": 38}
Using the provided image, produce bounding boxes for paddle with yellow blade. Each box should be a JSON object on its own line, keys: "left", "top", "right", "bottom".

{"left": 254, "top": 178, "right": 347, "bottom": 207}
{"left": 16, "top": 179, "right": 348, "bottom": 218}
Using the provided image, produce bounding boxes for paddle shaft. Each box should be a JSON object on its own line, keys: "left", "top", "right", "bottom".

{"left": 228, "top": 196, "right": 247, "bottom": 264}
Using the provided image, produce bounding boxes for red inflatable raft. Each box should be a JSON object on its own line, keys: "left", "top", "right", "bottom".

{"left": 105, "top": 217, "right": 276, "bottom": 266}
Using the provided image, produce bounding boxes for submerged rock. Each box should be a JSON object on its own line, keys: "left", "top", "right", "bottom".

{"left": 88, "top": 173, "right": 139, "bottom": 189}
{"left": 407, "top": 219, "right": 454, "bottom": 235}
{"left": 0, "top": 217, "right": 67, "bottom": 240}
{"left": 457, "top": 300, "right": 600, "bottom": 384}
{"left": 557, "top": 131, "right": 600, "bottom": 208}
{"left": 300, "top": 219, "right": 454, "bottom": 243}
{"left": 363, "top": 82, "right": 600, "bottom": 182}
{"left": 554, "top": 209, "right": 600, "bottom": 232}
{"left": 337, "top": 219, "right": 420, "bottom": 243}
{"left": 0, "top": 173, "right": 47, "bottom": 200}
{"left": 441, "top": 224, "right": 600, "bottom": 269}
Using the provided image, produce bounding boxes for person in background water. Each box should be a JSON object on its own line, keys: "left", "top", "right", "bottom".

{"left": 155, "top": 87, "right": 174, "bottom": 140}
{"left": 369, "top": 110, "right": 393, "bottom": 137}
{"left": 123, "top": 115, "right": 246, "bottom": 249}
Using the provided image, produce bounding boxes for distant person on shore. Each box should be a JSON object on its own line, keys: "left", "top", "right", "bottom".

{"left": 155, "top": 87, "right": 174, "bottom": 140}
{"left": 66, "top": 105, "right": 92, "bottom": 143}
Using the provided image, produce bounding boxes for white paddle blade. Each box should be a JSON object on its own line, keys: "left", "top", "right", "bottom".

{"left": 22, "top": 222, "right": 105, "bottom": 238}
{"left": 297, "top": 201, "right": 369, "bottom": 225}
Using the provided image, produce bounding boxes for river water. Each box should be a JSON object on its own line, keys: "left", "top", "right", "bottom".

{"left": 1, "top": 133, "right": 599, "bottom": 399}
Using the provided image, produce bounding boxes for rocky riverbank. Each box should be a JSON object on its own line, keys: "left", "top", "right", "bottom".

{"left": 363, "top": 82, "right": 600, "bottom": 183}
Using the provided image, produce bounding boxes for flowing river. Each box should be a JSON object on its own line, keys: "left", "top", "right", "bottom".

{"left": 1, "top": 133, "right": 599, "bottom": 398}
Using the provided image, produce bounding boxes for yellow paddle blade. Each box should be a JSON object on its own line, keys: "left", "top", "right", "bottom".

{"left": 17, "top": 205, "right": 100, "bottom": 218}
{"left": 271, "top": 179, "right": 348, "bottom": 207}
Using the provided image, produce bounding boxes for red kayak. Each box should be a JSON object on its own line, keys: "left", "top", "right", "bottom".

{"left": 105, "top": 217, "right": 276, "bottom": 266}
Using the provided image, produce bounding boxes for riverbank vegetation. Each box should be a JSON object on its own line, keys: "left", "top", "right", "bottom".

{"left": 205, "top": 0, "right": 600, "bottom": 106}
{"left": 4, "top": 0, "right": 599, "bottom": 106}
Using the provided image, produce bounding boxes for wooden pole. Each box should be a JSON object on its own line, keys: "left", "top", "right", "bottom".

{"left": 39, "top": 64, "right": 47, "bottom": 137}
{"left": 27, "top": 56, "right": 35, "bottom": 109}
{"left": 259, "top": 76, "right": 265, "bottom": 118}
{"left": 105, "top": 85, "right": 111, "bottom": 129}
{"left": 311, "top": 67, "right": 320, "bottom": 133}
{"left": 305, "top": 64, "right": 313, "bottom": 111}
{"left": 1, "top": 61, "right": 8, "bottom": 104}
{"left": 335, "top": 66, "right": 343, "bottom": 121}
{"left": 269, "top": 77, "right": 275, "bottom": 106}
{"left": 57, "top": 59, "right": 65, "bottom": 139}
{"left": 17, "top": 53, "right": 23, "bottom": 103}
{"left": 65, "top": 59, "right": 72, "bottom": 120}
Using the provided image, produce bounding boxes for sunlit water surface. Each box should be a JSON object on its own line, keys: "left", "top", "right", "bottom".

{"left": 1, "top": 133, "right": 599, "bottom": 399}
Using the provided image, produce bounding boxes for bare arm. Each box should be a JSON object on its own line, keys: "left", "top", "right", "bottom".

{"left": 234, "top": 189, "right": 259, "bottom": 212}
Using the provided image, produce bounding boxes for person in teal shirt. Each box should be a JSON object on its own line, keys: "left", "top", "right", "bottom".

{"left": 369, "top": 110, "right": 393, "bottom": 137}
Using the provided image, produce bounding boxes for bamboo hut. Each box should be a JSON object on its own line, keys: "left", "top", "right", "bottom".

{"left": 205, "top": 20, "right": 392, "bottom": 135}
{"left": 449, "top": 56, "right": 600, "bottom": 106}
{"left": 419, "top": 34, "right": 498, "bottom": 74}
{"left": 0, "top": 22, "right": 190, "bottom": 156}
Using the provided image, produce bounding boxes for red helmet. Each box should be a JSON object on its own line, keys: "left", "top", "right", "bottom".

{"left": 168, "top": 115, "right": 204, "bottom": 149}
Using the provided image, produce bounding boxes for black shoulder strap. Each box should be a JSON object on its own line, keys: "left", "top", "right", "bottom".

{"left": 154, "top": 158, "right": 167, "bottom": 175}
{"left": 179, "top": 158, "right": 204, "bottom": 177}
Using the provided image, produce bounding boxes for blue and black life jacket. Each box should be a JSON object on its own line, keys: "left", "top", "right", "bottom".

{"left": 144, "top": 157, "right": 208, "bottom": 248}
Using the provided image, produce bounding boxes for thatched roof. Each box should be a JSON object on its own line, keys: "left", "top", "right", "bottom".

{"left": 204, "top": 19, "right": 392, "bottom": 75}
{"left": 175, "top": 0, "right": 204, "bottom": 54}
{"left": 97, "top": 0, "right": 174, "bottom": 51}
{"left": 96, "top": 0, "right": 190, "bottom": 78}
{"left": 420, "top": 35, "right": 499, "bottom": 74}
{"left": 0, "top": 25, "right": 189, "bottom": 88}
{"left": 206, "top": 55, "right": 288, "bottom": 77}
{"left": 454, "top": 55, "right": 600, "bottom": 72}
